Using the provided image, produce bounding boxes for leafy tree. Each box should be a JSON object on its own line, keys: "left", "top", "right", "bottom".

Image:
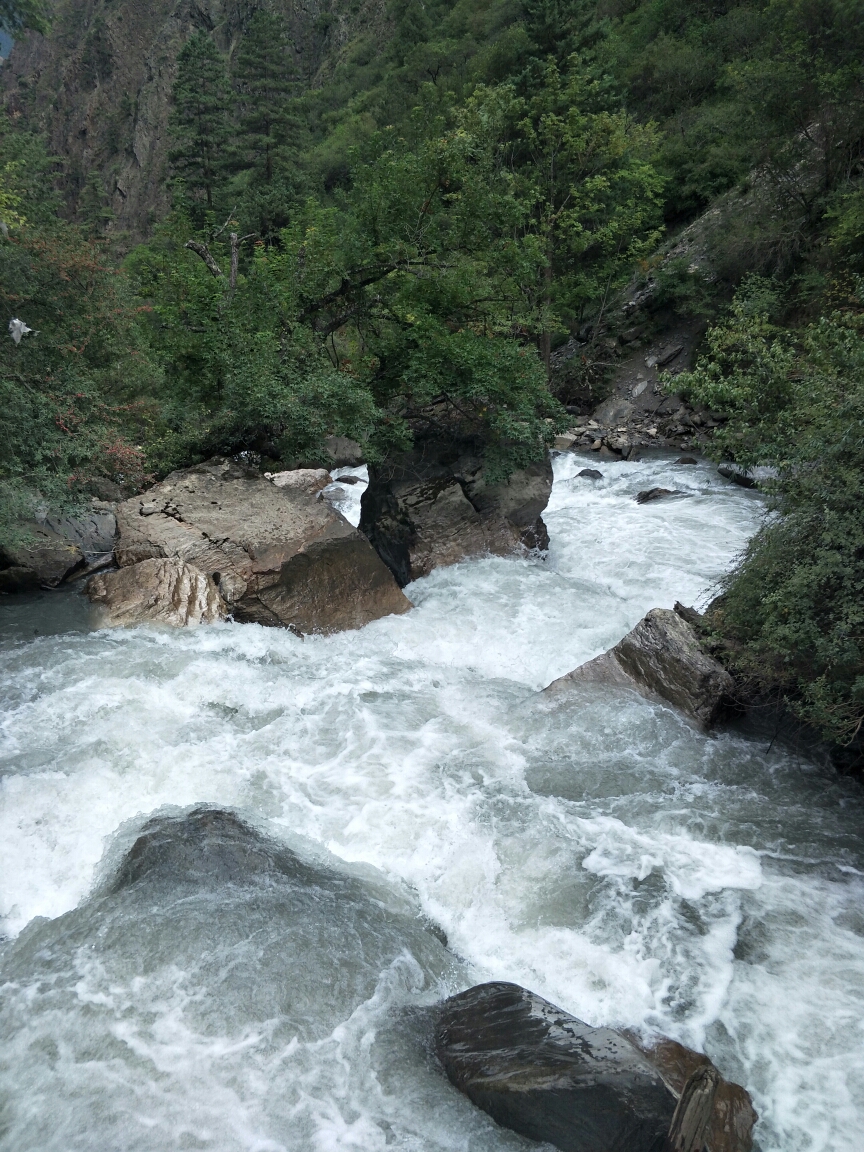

{"left": 466, "top": 58, "right": 664, "bottom": 372}
{"left": 0, "top": 155, "right": 160, "bottom": 545}
{"left": 168, "top": 32, "right": 232, "bottom": 224}
{"left": 127, "top": 214, "right": 380, "bottom": 473}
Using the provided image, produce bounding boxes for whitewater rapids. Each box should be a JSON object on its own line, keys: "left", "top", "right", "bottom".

{"left": 1, "top": 452, "right": 862, "bottom": 1152}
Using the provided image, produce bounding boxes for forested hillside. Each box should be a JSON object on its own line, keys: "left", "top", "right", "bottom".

{"left": 2, "top": 0, "right": 864, "bottom": 755}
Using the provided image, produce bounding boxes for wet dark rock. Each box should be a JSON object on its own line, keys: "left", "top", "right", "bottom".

{"left": 717, "top": 464, "right": 755, "bottom": 488}
{"left": 44, "top": 508, "right": 117, "bottom": 564}
{"left": 111, "top": 808, "right": 285, "bottom": 891}
{"left": 0, "top": 524, "right": 85, "bottom": 590}
{"left": 110, "top": 458, "right": 410, "bottom": 633}
{"left": 435, "top": 982, "right": 676, "bottom": 1152}
{"left": 547, "top": 607, "right": 734, "bottom": 728}
{"left": 434, "top": 983, "right": 757, "bottom": 1152}
{"left": 636, "top": 488, "right": 678, "bottom": 504}
{"left": 360, "top": 443, "right": 552, "bottom": 587}
{"left": 578, "top": 469, "right": 604, "bottom": 480}
{"left": 629, "top": 1036, "right": 757, "bottom": 1152}
{"left": 676, "top": 457, "right": 698, "bottom": 465}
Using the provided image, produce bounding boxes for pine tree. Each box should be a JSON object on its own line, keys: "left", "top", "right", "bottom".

{"left": 169, "top": 32, "right": 232, "bottom": 221}
{"left": 231, "top": 8, "right": 305, "bottom": 234}
{"left": 78, "top": 170, "right": 114, "bottom": 235}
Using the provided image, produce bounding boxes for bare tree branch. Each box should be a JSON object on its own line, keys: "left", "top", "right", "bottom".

{"left": 184, "top": 240, "right": 223, "bottom": 278}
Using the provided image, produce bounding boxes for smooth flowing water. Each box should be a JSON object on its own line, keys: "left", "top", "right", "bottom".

{"left": 1, "top": 453, "right": 863, "bottom": 1152}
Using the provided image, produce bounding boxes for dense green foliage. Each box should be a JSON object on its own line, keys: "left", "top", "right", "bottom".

{"left": 150, "top": 45, "right": 664, "bottom": 476}
{"left": 0, "top": 126, "right": 160, "bottom": 542}
{"left": 677, "top": 278, "right": 864, "bottom": 747}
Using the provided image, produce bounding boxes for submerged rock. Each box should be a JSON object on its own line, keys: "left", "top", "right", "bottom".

{"left": 546, "top": 607, "right": 734, "bottom": 728}
{"left": 88, "top": 557, "right": 227, "bottom": 628}
{"left": 109, "top": 458, "right": 410, "bottom": 633}
{"left": 636, "top": 487, "right": 678, "bottom": 504}
{"left": 578, "top": 468, "right": 604, "bottom": 480}
{"left": 436, "top": 982, "right": 756, "bottom": 1152}
{"left": 436, "top": 982, "right": 676, "bottom": 1152}
{"left": 360, "top": 444, "right": 552, "bottom": 586}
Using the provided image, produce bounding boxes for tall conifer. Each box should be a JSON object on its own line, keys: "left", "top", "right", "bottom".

{"left": 231, "top": 7, "right": 305, "bottom": 235}
{"left": 169, "top": 32, "right": 232, "bottom": 220}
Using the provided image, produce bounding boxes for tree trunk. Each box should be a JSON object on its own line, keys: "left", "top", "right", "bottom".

{"left": 541, "top": 259, "right": 553, "bottom": 378}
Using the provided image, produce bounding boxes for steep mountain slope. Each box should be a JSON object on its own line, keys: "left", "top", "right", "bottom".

{"left": 0, "top": 0, "right": 391, "bottom": 240}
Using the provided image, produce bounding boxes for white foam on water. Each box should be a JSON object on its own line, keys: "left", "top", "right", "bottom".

{"left": 2, "top": 451, "right": 863, "bottom": 1151}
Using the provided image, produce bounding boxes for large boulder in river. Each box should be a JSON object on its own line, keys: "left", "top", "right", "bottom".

{"left": 546, "top": 606, "right": 734, "bottom": 728}
{"left": 436, "top": 982, "right": 676, "bottom": 1152}
{"left": 108, "top": 458, "right": 411, "bottom": 633}
{"left": 359, "top": 443, "right": 552, "bottom": 586}
{"left": 436, "top": 983, "right": 756, "bottom": 1152}
{"left": 88, "top": 557, "right": 227, "bottom": 627}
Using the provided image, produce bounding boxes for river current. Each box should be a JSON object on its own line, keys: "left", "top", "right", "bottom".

{"left": 1, "top": 453, "right": 863, "bottom": 1152}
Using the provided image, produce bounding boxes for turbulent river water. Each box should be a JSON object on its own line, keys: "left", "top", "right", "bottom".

{"left": 2, "top": 452, "right": 863, "bottom": 1152}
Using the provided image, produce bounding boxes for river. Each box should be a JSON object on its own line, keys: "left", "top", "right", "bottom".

{"left": 1, "top": 452, "right": 862, "bottom": 1152}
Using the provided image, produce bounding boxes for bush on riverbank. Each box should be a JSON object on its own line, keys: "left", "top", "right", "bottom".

{"left": 677, "top": 279, "right": 864, "bottom": 749}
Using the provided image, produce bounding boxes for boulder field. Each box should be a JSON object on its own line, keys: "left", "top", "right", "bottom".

{"left": 435, "top": 981, "right": 756, "bottom": 1152}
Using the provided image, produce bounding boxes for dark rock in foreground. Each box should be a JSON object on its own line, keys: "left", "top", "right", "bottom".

{"left": 436, "top": 982, "right": 756, "bottom": 1152}
{"left": 0, "top": 507, "right": 117, "bottom": 594}
{"left": 360, "top": 443, "right": 552, "bottom": 587}
{"left": 436, "top": 982, "right": 676, "bottom": 1152}
{"left": 629, "top": 1036, "right": 757, "bottom": 1152}
{"left": 546, "top": 607, "right": 734, "bottom": 728}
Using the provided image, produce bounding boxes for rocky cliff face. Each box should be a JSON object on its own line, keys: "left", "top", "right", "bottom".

{"left": 1, "top": 0, "right": 389, "bottom": 242}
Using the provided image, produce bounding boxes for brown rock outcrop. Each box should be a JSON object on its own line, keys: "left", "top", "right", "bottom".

{"left": 88, "top": 557, "right": 227, "bottom": 627}
{"left": 629, "top": 1036, "right": 758, "bottom": 1152}
{"left": 546, "top": 606, "right": 734, "bottom": 728}
{"left": 360, "top": 444, "right": 552, "bottom": 587}
{"left": 110, "top": 458, "right": 410, "bottom": 633}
